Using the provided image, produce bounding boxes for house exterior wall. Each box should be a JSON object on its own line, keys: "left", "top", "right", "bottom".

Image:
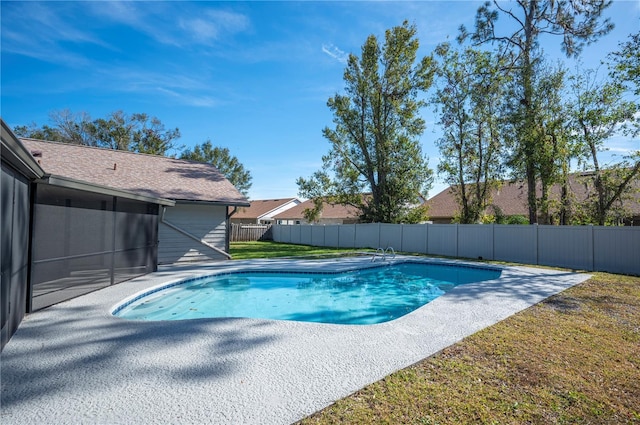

{"left": 158, "top": 203, "right": 228, "bottom": 264}
{"left": 277, "top": 218, "right": 358, "bottom": 225}
{"left": 233, "top": 218, "right": 260, "bottom": 225}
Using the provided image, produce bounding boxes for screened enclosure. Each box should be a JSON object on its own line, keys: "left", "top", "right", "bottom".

{"left": 1, "top": 163, "right": 33, "bottom": 349}
{"left": 30, "top": 184, "right": 160, "bottom": 311}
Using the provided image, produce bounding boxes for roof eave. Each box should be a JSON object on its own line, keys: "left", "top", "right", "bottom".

{"left": 175, "top": 199, "right": 251, "bottom": 207}
{"left": 1, "top": 119, "right": 46, "bottom": 179}
{"left": 40, "top": 175, "right": 176, "bottom": 206}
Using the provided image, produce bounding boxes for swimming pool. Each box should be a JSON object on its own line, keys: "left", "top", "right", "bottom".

{"left": 113, "top": 261, "right": 502, "bottom": 324}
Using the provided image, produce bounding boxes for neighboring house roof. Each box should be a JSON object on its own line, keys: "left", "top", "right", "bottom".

{"left": 233, "top": 198, "right": 300, "bottom": 220}
{"left": 273, "top": 198, "right": 361, "bottom": 221}
{"left": 428, "top": 181, "right": 529, "bottom": 219}
{"left": 427, "top": 174, "right": 640, "bottom": 220}
{"left": 20, "top": 138, "right": 250, "bottom": 206}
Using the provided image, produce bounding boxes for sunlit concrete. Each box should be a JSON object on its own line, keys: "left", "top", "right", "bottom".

{"left": 1, "top": 256, "right": 590, "bottom": 424}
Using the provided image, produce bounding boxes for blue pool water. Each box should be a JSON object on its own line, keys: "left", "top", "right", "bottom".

{"left": 113, "top": 262, "right": 501, "bottom": 324}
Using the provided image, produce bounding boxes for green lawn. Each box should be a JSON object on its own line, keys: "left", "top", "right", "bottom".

{"left": 233, "top": 241, "right": 640, "bottom": 424}
{"left": 230, "top": 241, "right": 369, "bottom": 260}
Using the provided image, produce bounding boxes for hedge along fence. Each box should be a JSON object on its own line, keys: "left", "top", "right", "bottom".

{"left": 272, "top": 223, "right": 640, "bottom": 276}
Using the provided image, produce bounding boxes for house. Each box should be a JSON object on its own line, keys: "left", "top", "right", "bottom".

{"left": 273, "top": 198, "right": 361, "bottom": 225}
{"left": 2, "top": 121, "right": 191, "bottom": 348}
{"left": 427, "top": 175, "right": 640, "bottom": 225}
{"left": 231, "top": 198, "right": 301, "bottom": 224}
{"left": 20, "top": 138, "right": 250, "bottom": 264}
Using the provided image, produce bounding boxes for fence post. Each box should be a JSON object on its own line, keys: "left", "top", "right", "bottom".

{"left": 353, "top": 223, "right": 357, "bottom": 248}
{"left": 455, "top": 223, "right": 459, "bottom": 258}
{"left": 588, "top": 224, "right": 594, "bottom": 271}
{"left": 425, "top": 223, "right": 429, "bottom": 255}
{"left": 491, "top": 223, "right": 495, "bottom": 261}
{"left": 534, "top": 223, "right": 539, "bottom": 265}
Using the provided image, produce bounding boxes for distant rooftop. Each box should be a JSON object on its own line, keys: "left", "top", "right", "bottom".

{"left": 233, "top": 198, "right": 299, "bottom": 219}
{"left": 427, "top": 175, "right": 640, "bottom": 220}
{"left": 273, "top": 198, "right": 361, "bottom": 220}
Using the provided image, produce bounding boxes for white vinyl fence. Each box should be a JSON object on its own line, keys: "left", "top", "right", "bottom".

{"left": 272, "top": 223, "right": 640, "bottom": 275}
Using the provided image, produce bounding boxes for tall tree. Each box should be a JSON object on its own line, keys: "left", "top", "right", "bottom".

{"left": 464, "top": 0, "right": 614, "bottom": 223}
{"left": 608, "top": 30, "right": 640, "bottom": 96}
{"left": 14, "top": 109, "right": 181, "bottom": 156}
{"left": 297, "top": 21, "right": 435, "bottom": 224}
{"left": 13, "top": 109, "right": 93, "bottom": 144}
{"left": 433, "top": 42, "right": 506, "bottom": 223}
{"left": 90, "top": 111, "right": 181, "bottom": 155}
{"left": 568, "top": 67, "right": 639, "bottom": 225}
{"left": 180, "top": 141, "right": 252, "bottom": 196}
{"left": 528, "top": 62, "right": 569, "bottom": 224}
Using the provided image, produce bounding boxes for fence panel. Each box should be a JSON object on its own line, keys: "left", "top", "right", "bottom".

{"left": 401, "top": 224, "right": 427, "bottom": 254}
{"left": 594, "top": 226, "right": 640, "bottom": 275}
{"left": 280, "top": 225, "right": 292, "bottom": 244}
{"left": 324, "top": 225, "right": 340, "bottom": 247}
{"left": 427, "top": 224, "right": 457, "bottom": 257}
{"left": 300, "top": 225, "right": 313, "bottom": 245}
{"left": 457, "top": 225, "right": 494, "bottom": 260}
{"left": 538, "top": 225, "right": 592, "bottom": 271}
{"left": 290, "top": 225, "right": 301, "bottom": 245}
{"left": 271, "top": 224, "right": 281, "bottom": 242}
{"left": 230, "top": 224, "right": 272, "bottom": 242}
{"left": 311, "top": 226, "right": 326, "bottom": 246}
{"left": 271, "top": 224, "right": 639, "bottom": 275}
{"left": 338, "top": 225, "right": 356, "bottom": 248}
{"left": 380, "top": 223, "right": 403, "bottom": 251}
{"left": 355, "top": 223, "right": 380, "bottom": 249}
{"left": 494, "top": 225, "right": 536, "bottom": 264}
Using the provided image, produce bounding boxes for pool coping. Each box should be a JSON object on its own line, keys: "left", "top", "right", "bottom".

{"left": 1, "top": 256, "right": 591, "bottom": 425}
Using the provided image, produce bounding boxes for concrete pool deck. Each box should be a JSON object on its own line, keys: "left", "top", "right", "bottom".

{"left": 1, "top": 257, "right": 590, "bottom": 424}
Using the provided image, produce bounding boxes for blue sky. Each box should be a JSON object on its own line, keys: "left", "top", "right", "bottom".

{"left": 2, "top": 1, "right": 638, "bottom": 200}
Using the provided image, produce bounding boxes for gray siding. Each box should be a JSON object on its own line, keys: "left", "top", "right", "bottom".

{"left": 158, "top": 203, "right": 228, "bottom": 264}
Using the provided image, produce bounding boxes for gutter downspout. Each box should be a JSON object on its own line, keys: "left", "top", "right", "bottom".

{"left": 226, "top": 206, "right": 239, "bottom": 253}
{"left": 161, "top": 207, "right": 232, "bottom": 260}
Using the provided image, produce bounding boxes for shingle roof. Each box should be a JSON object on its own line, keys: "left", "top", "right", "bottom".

{"left": 273, "top": 199, "right": 361, "bottom": 220}
{"left": 427, "top": 181, "right": 529, "bottom": 219}
{"left": 427, "top": 174, "right": 640, "bottom": 220}
{"left": 21, "top": 139, "right": 250, "bottom": 205}
{"left": 233, "top": 198, "right": 299, "bottom": 219}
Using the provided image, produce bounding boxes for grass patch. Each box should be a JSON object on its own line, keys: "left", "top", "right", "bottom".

{"left": 297, "top": 272, "right": 640, "bottom": 424}
{"left": 230, "top": 241, "right": 368, "bottom": 260}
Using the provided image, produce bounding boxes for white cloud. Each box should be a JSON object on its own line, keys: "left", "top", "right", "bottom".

{"left": 1, "top": 2, "right": 112, "bottom": 66}
{"left": 155, "top": 87, "right": 219, "bottom": 108}
{"left": 179, "top": 9, "right": 251, "bottom": 44}
{"left": 322, "top": 43, "right": 349, "bottom": 64}
{"left": 90, "top": 66, "right": 226, "bottom": 108}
